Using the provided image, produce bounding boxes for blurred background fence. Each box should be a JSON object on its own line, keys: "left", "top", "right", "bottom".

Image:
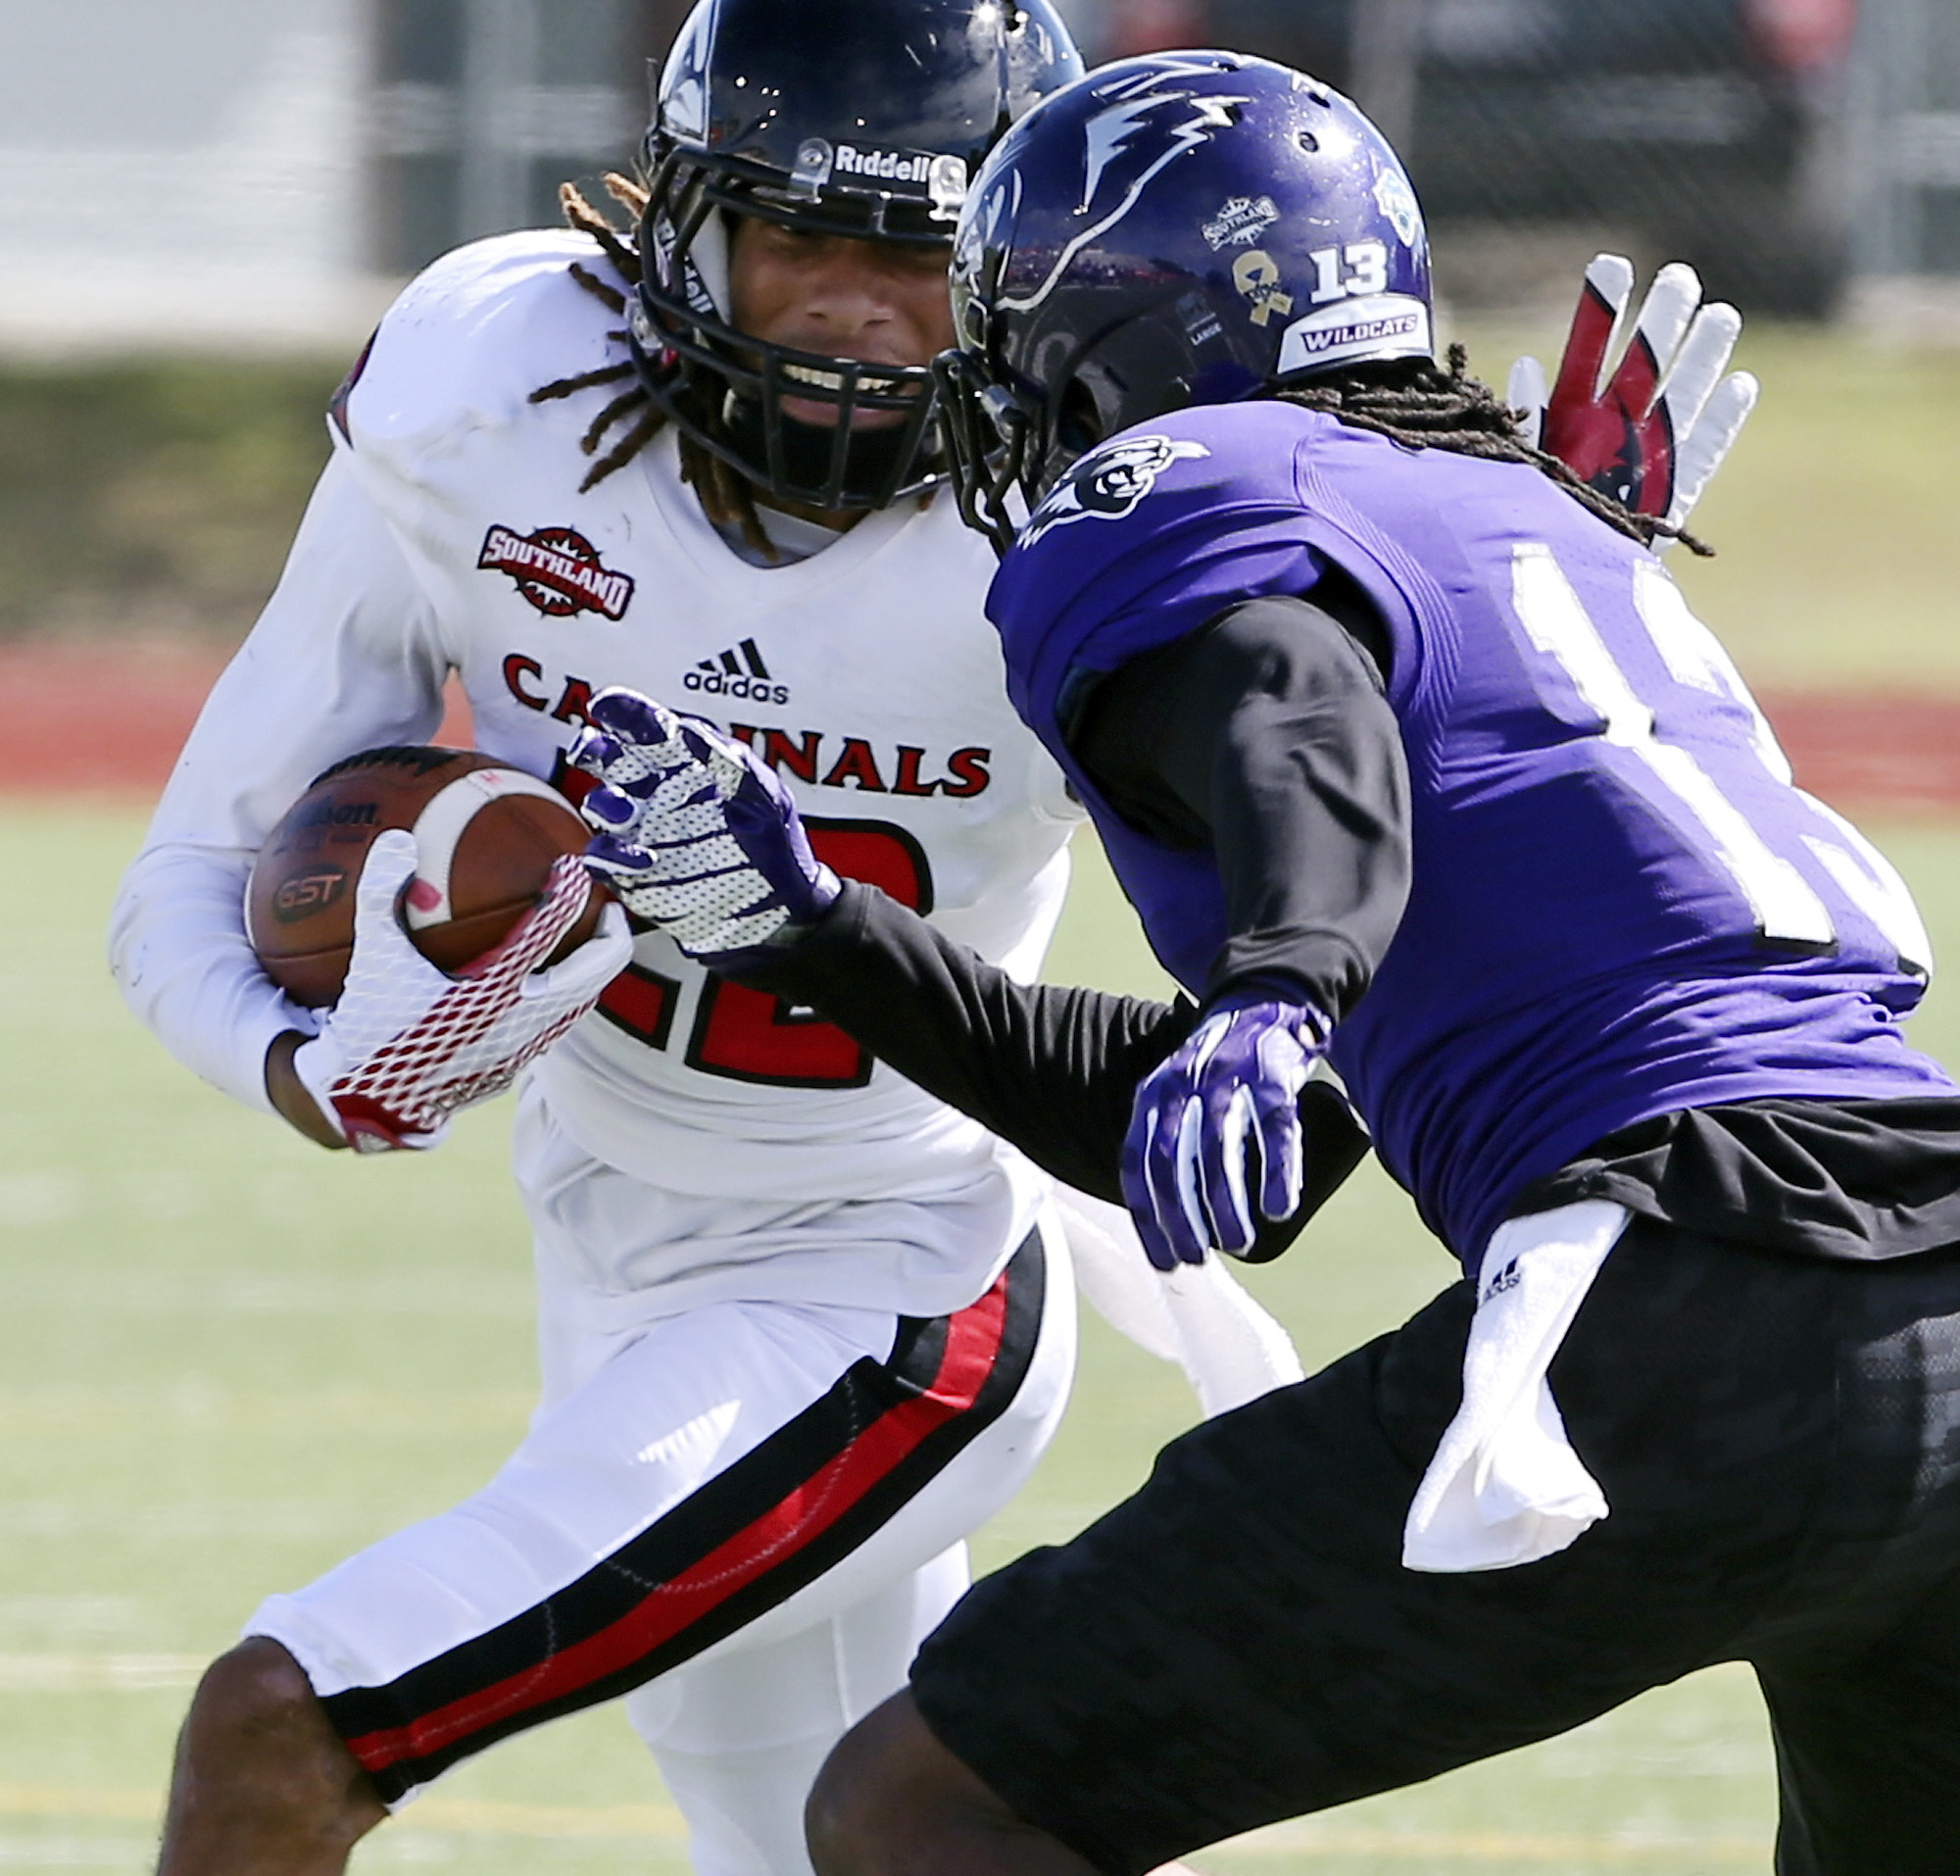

{"left": 3, "top": 0, "right": 1958, "bottom": 351}
{"left": 1083, "top": 0, "right": 1960, "bottom": 320}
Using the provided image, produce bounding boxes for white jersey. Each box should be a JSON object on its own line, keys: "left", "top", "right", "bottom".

{"left": 111, "top": 230, "right": 1082, "bottom": 1306}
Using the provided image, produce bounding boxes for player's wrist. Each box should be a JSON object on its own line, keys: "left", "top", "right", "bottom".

{"left": 266, "top": 1030, "right": 348, "bottom": 1150}
{"left": 773, "top": 863, "right": 844, "bottom": 939}
{"left": 1201, "top": 975, "right": 1332, "bottom": 1045}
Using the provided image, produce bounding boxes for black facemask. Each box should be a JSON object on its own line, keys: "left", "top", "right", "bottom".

{"left": 722, "top": 398, "right": 928, "bottom": 513}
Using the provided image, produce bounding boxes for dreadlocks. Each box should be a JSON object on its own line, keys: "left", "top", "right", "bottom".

{"left": 536, "top": 200, "right": 1696, "bottom": 563}
{"left": 1278, "top": 345, "right": 1710, "bottom": 558}
{"left": 530, "top": 174, "right": 776, "bottom": 561}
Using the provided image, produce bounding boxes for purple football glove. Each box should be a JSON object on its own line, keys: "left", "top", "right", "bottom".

{"left": 1121, "top": 990, "right": 1330, "bottom": 1269}
{"left": 569, "top": 687, "right": 839, "bottom": 970}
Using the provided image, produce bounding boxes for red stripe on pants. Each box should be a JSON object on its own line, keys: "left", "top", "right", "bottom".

{"left": 345, "top": 1270, "right": 1013, "bottom": 1772}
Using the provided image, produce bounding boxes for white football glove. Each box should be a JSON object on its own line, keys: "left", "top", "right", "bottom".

{"left": 572, "top": 688, "right": 840, "bottom": 969}
{"left": 291, "top": 830, "right": 631, "bottom": 1153}
{"left": 1509, "top": 253, "right": 1759, "bottom": 542}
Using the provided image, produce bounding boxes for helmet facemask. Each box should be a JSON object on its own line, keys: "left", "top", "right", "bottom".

{"left": 936, "top": 349, "right": 1035, "bottom": 556}
{"left": 629, "top": 143, "right": 952, "bottom": 514}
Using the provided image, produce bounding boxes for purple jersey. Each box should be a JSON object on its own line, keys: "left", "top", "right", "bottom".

{"left": 989, "top": 401, "right": 1951, "bottom": 1267}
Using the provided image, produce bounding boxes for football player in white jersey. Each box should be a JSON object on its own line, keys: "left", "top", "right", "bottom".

{"left": 110, "top": 5, "right": 1114, "bottom": 1874}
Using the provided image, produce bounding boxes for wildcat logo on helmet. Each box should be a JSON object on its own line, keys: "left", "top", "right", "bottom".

{"left": 1001, "top": 59, "right": 1251, "bottom": 313}
{"left": 478, "top": 526, "right": 636, "bottom": 621}
{"left": 1020, "top": 436, "right": 1212, "bottom": 547}
{"left": 1202, "top": 194, "right": 1279, "bottom": 250}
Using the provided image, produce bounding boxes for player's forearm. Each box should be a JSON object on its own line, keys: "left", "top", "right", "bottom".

{"left": 108, "top": 844, "right": 316, "bottom": 1115}
{"left": 745, "top": 883, "right": 1371, "bottom": 1252}
{"left": 1202, "top": 680, "right": 1410, "bottom": 1009}
{"left": 109, "top": 453, "right": 452, "bottom": 1115}
{"left": 742, "top": 881, "right": 1193, "bottom": 1205}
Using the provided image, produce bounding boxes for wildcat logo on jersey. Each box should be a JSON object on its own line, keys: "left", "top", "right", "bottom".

{"left": 478, "top": 525, "right": 636, "bottom": 621}
{"left": 1000, "top": 60, "right": 1250, "bottom": 313}
{"left": 1021, "top": 436, "right": 1212, "bottom": 547}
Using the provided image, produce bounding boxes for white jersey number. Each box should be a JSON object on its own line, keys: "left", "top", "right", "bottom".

{"left": 1511, "top": 544, "right": 1931, "bottom": 977}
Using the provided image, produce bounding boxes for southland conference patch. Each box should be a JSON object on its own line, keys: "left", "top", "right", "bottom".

{"left": 478, "top": 524, "right": 636, "bottom": 621}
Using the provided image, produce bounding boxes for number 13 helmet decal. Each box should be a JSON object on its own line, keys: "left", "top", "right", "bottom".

{"left": 937, "top": 52, "right": 1434, "bottom": 550}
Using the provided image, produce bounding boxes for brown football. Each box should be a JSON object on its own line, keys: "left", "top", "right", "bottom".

{"left": 245, "top": 746, "right": 605, "bottom": 1008}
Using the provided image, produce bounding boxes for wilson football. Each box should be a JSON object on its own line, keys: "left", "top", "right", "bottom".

{"left": 245, "top": 746, "right": 604, "bottom": 1008}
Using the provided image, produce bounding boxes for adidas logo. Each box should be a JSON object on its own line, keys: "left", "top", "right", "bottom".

{"left": 682, "top": 638, "right": 790, "bottom": 705}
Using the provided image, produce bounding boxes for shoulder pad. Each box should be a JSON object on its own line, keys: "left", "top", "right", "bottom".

{"left": 991, "top": 403, "right": 1325, "bottom": 723}
{"left": 1016, "top": 404, "right": 1304, "bottom": 557}
{"left": 331, "top": 231, "right": 624, "bottom": 460}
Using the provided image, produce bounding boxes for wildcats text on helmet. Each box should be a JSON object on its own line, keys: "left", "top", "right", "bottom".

{"left": 1277, "top": 298, "right": 1433, "bottom": 375}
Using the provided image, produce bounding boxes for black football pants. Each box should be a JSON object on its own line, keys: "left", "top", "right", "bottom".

{"left": 909, "top": 1217, "right": 1960, "bottom": 1874}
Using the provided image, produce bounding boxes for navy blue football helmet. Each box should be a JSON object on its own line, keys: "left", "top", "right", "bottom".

{"left": 936, "top": 51, "right": 1433, "bottom": 550}
{"left": 629, "top": 0, "right": 1082, "bottom": 513}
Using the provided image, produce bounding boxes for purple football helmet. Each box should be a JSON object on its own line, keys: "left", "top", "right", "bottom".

{"left": 936, "top": 51, "right": 1434, "bottom": 550}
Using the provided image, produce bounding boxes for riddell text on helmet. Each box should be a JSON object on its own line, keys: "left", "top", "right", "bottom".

{"left": 833, "top": 144, "right": 939, "bottom": 183}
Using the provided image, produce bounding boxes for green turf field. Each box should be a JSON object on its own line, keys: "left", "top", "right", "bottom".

{"left": 7, "top": 808, "right": 1960, "bottom": 1873}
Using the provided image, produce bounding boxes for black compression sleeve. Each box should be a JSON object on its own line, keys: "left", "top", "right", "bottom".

{"left": 1069, "top": 593, "right": 1412, "bottom": 1015}
{"left": 743, "top": 881, "right": 1192, "bottom": 1204}
{"left": 740, "top": 881, "right": 1369, "bottom": 1253}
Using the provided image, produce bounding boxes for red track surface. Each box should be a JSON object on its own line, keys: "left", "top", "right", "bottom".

{"left": 0, "top": 645, "right": 472, "bottom": 799}
{"left": 0, "top": 642, "right": 1955, "bottom": 815}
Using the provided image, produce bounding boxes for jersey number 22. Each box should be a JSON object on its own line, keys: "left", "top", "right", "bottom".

{"left": 594, "top": 819, "right": 934, "bottom": 1088}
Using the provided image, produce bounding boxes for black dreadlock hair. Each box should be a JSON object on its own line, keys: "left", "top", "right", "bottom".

{"left": 537, "top": 202, "right": 1704, "bottom": 563}
{"left": 530, "top": 174, "right": 777, "bottom": 562}
{"left": 1277, "top": 344, "right": 1711, "bottom": 558}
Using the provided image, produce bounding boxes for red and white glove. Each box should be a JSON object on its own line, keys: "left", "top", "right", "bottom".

{"left": 291, "top": 830, "right": 632, "bottom": 1153}
{"left": 1509, "top": 253, "right": 1759, "bottom": 539}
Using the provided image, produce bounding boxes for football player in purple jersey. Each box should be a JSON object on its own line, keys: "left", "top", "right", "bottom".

{"left": 569, "top": 48, "right": 1960, "bottom": 1876}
